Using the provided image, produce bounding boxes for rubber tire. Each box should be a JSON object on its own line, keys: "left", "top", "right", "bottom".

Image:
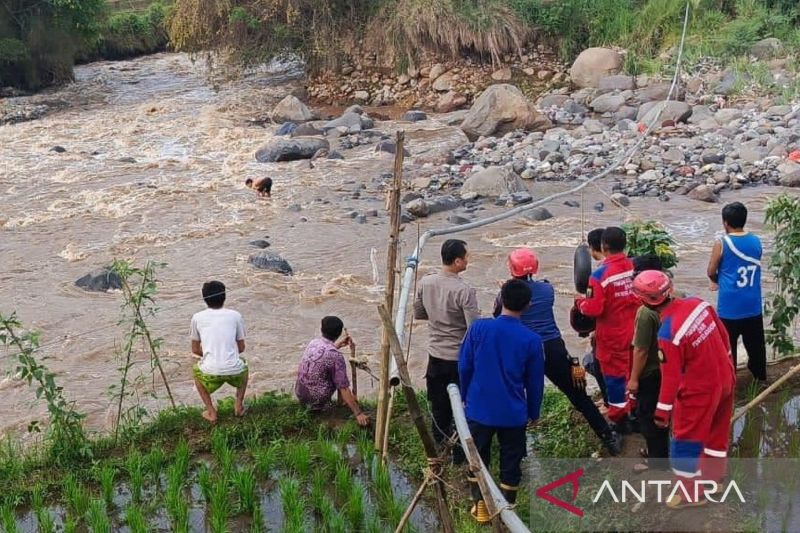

{"left": 574, "top": 243, "right": 592, "bottom": 294}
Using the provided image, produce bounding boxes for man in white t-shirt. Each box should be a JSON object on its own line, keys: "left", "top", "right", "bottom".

{"left": 190, "top": 280, "right": 248, "bottom": 422}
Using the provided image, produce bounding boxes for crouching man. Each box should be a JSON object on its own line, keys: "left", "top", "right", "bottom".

{"left": 459, "top": 279, "right": 545, "bottom": 522}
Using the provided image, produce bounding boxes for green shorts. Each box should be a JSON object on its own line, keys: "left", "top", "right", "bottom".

{"left": 193, "top": 361, "right": 248, "bottom": 393}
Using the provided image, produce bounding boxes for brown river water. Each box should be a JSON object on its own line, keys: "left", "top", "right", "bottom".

{"left": 0, "top": 53, "right": 792, "bottom": 442}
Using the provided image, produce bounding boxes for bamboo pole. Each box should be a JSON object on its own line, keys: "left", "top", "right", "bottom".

{"left": 375, "top": 131, "right": 405, "bottom": 456}
{"left": 732, "top": 360, "right": 800, "bottom": 422}
{"left": 378, "top": 304, "right": 455, "bottom": 533}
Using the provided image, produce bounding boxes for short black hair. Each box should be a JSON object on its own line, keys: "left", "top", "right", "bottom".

{"left": 441, "top": 239, "right": 468, "bottom": 265}
{"left": 245, "top": 178, "right": 253, "bottom": 186}
{"left": 722, "top": 202, "right": 747, "bottom": 229}
{"left": 601, "top": 227, "right": 627, "bottom": 254}
{"left": 321, "top": 316, "right": 344, "bottom": 341}
{"left": 202, "top": 281, "right": 226, "bottom": 308}
{"left": 501, "top": 279, "right": 532, "bottom": 312}
{"left": 587, "top": 228, "right": 605, "bottom": 252}
{"left": 633, "top": 254, "right": 663, "bottom": 275}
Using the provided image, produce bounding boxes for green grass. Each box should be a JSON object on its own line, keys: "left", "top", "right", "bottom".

{"left": 279, "top": 477, "right": 306, "bottom": 533}
{"left": 94, "top": 465, "right": 116, "bottom": 506}
{"left": 124, "top": 505, "right": 148, "bottom": 533}
{"left": 0, "top": 502, "right": 19, "bottom": 533}
{"left": 233, "top": 466, "right": 257, "bottom": 514}
{"left": 86, "top": 499, "right": 111, "bottom": 533}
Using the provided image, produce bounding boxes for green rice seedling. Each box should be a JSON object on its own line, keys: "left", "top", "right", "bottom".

{"left": 209, "top": 508, "right": 227, "bottom": 533}
{"left": 309, "top": 469, "right": 326, "bottom": 514}
{"left": 317, "top": 494, "right": 345, "bottom": 533}
{"left": 63, "top": 516, "right": 77, "bottom": 533}
{"left": 197, "top": 463, "right": 213, "bottom": 502}
{"left": 218, "top": 446, "right": 234, "bottom": 481}
{"left": 126, "top": 451, "right": 145, "bottom": 503}
{"left": 173, "top": 439, "right": 190, "bottom": 478}
{"left": 279, "top": 477, "right": 306, "bottom": 533}
{"left": 334, "top": 421, "right": 358, "bottom": 445}
{"left": 95, "top": 465, "right": 116, "bottom": 506}
{"left": 334, "top": 461, "right": 352, "bottom": 500}
{"left": 86, "top": 499, "right": 111, "bottom": 533}
{"left": 249, "top": 506, "right": 265, "bottom": 533}
{"left": 165, "top": 463, "right": 189, "bottom": 532}
{"left": 0, "top": 502, "right": 19, "bottom": 533}
{"left": 209, "top": 477, "right": 232, "bottom": 526}
{"left": 31, "top": 484, "right": 45, "bottom": 511}
{"left": 124, "top": 505, "right": 148, "bottom": 533}
{"left": 35, "top": 508, "right": 56, "bottom": 533}
{"left": 317, "top": 440, "right": 342, "bottom": 474}
{"left": 284, "top": 441, "right": 311, "bottom": 479}
{"left": 370, "top": 457, "right": 394, "bottom": 519}
{"left": 233, "top": 466, "right": 257, "bottom": 514}
{"left": 63, "top": 474, "right": 90, "bottom": 518}
{"left": 252, "top": 443, "right": 279, "bottom": 479}
{"left": 365, "top": 514, "right": 383, "bottom": 533}
{"left": 345, "top": 481, "right": 366, "bottom": 529}
{"left": 210, "top": 427, "right": 228, "bottom": 462}
{"left": 357, "top": 434, "right": 375, "bottom": 464}
{"left": 145, "top": 446, "right": 165, "bottom": 482}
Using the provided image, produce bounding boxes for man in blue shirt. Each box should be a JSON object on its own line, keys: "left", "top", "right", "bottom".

{"left": 460, "top": 279, "right": 544, "bottom": 521}
{"left": 707, "top": 202, "right": 766, "bottom": 381}
{"left": 495, "top": 248, "right": 622, "bottom": 456}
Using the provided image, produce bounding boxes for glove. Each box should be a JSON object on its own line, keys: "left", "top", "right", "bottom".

{"left": 570, "top": 357, "right": 586, "bottom": 390}
{"left": 654, "top": 407, "right": 671, "bottom": 428}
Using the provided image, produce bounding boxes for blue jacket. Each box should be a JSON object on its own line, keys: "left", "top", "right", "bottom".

{"left": 459, "top": 316, "right": 545, "bottom": 427}
{"left": 493, "top": 278, "right": 562, "bottom": 342}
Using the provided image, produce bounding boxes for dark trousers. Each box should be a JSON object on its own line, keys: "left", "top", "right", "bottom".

{"left": 636, "top": 372, "right": 670, "bottom": 465}
{"left": 425, "top": 356, "right": 465, "bottom": 463}
{"left": 468, "top": 419, "right": 527, "bottom": 489}
{"left": 583, "top": 348, "right": 609, "bottom": 406}
{"left": 722, "top": 315, "right": 767, "bottom": 381}
{"left": 545, "top": 338, "right": 611, "bottom": 439}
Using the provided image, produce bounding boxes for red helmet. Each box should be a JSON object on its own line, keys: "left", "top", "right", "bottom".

{"left": 508, "top": 248, "right": 539, "bottom": 277}
{"left": 633, "top": 270, "right": 673, "bottom": 306}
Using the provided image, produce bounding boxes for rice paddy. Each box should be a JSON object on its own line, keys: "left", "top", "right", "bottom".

{"left": 0, "top": 391, "right": 440, "bottom": 532}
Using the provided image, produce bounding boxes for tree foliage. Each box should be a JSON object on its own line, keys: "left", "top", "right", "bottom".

{"left": 622, "top": 220, "right": 679, "bottom": 269}
{"left": 764, "top": 195, "right": 800, "bottom": 357}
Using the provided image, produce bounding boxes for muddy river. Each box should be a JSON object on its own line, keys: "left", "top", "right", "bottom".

{"left": 0, "top": 53, "right": 792, "bottom": 440}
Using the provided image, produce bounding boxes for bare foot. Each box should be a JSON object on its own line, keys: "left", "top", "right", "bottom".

{"left": 202, "top": 410, "right": 217, "bottom": 423}
{"left": 235, "top": 405, "right": 247, "bottom": 417}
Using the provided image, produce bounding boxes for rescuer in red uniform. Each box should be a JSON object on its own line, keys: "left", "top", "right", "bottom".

{"left": 575, "top": 227, "right": 639, "bottom": 426}
{"left": 633, "top": 270, "right": 736, "bottom": 509}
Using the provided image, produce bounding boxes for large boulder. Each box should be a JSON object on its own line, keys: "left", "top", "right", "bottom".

{"left": 636, "top": 101, "right": 692, "bottom": 125}
{"left": 461, "top": 167, "right": 527, "bottom": 197}
{"left": 248, "top": 252, "right": 293, "bottom": 275}
{"left": 75, "top": 267, "right": 122, "bottom": 292}
{"left": 598, "top": 75, "right": 635, "bottom": 91}
{"left": 569, "top": 48, "right": 623, "bottom": 88}
{"left": 688, "top": 184, "right": 718, "bottom": 203}
{"left": 589, "top": 93, "right": 626, "bottom": 114}
{"left": 460, "top": 84, "right": 552, "bottom": 141}
{"left": 750, "top": 38, "right": 784, "bottom": 60}
{"left": 780, "top": 170, "right": 800, "bottom": 187}
{"left": 255, "top": 137, "right": 329, "bottom": 163}
{"left": 636, "top": 82, "right": 685, "bottom": 103}
{"left": 321, "top": 112, "right": 373, "bottom": 134}
{"left": 271, "top": 95, "right": 314, "bottom": 123}
{"left": 291, "top": 123, "right": 324, "bottom": 137}
{"left": 436, "top": 91, "right": 467, "bottom": 113}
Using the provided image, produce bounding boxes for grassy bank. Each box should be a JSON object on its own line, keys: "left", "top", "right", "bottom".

{"left": 80, "top": 2, "right": 172, "bottom": 63}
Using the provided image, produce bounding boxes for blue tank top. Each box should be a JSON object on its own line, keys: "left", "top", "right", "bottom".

{"left": 717, "top": 233, "right": 762, "bottom": 320}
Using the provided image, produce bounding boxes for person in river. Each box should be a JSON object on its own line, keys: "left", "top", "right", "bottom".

{"left": 414, "top": 239, "right": 481, "bottom": 464}
{"left": 245, "top": 177, "right": 272, "bottom": 198}
{"left": 706, "top": 201, "right": 766, "bottom": 382}
{"left": 295, "top": 316, "right": 369, "bottom": 427}
{"left": 460, "top": 279, "right": 544, "bottom": 521}
{"left": 190, "top": 280, "right": 249, "bottom": 423}
{"left": 494, "top": 248, "right": 622, "bottom": 455}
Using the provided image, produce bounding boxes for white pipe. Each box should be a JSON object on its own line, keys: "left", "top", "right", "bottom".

{"left": 447, "top": 384, "right": 531, "bottom": 533}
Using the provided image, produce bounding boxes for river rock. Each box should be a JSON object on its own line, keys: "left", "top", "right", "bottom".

{"left": 510, "top": 191, "right": 533, "bottom": 205}
{"left": 460, "top": 84, "right": 552, "bottom": 141}
{"left": 714, "top": 108, "right": 742, "bottom": 124}
{"left": 353, "top": 91, "right": 370, "bottom": 103}
{"left": 598, "top": 75, "right": 635, "bottom": 91}
{"left": 249, "top": 240, "right": 271, "bottom": 248}
{"left": 750, "top": 38, "right": 784, "bottom": 60}
{"left": 429, "top": 63, "right": 446, "bottom": 80}
{"left": 461, "top": 167, "right": 527, "bottom": 197}
{"left": 248, "top": 252, "right": 293, "bottom": 275}
{"left": 271, "top": 95, "right": 314, "bottom": 123}
{"left": 375, "top": 140, "right": 410, "bottom": 156}
{"left": 688, "top": 184, "right": 718, "bottom": 203}
{"left": 428, "top": 196, "right": 461, "bottom": 214}
{"left": 50, "top": 146, "right": 66, "bottom": 153}
{"left": 569, "top": 48, "right": 623, "bottom": 88}
{"left": 405, "top": 199, "right": 429, "bottom": 218}
{"left": 448, "top": 214, "right": 471, "bottom": 225}
{"left": 583, "top": 119, "right": 605, "bottom": 134}
{"left": 766, "top": 105, "right": 792, "bottom": 117}
{"left": 75, "top": 267, "right": 122, "bottom": 292}
{"left": 590, "top": 93, "right": 626, "bottom": 113}
{"left": 610, "top": 193, "right": 630, "bottom": 207}
{"left": 436, "top": 91, "right": 468, "bottom": 113}
{"left": 637, "top": 82, "right": 684, "bottom": 103}
{"left": 322, "top": 112, "right": 373, "bottom": 134}
{"left": 433, "top": 72, "right": 455, "bottom": 92}
{"left": 403, "top": 110, "right": 428, "bottom": 122}
{"left": 523, "top": 207, "right": 553, "bottom": 221}
{"left": 539, "top": 94, "right": 570, "bottom": 109}
{"left": 714, "top": 71, "right": 749, "bottom": 95}
{"left": 491, "top": 67, "right": 512, "bottom": 82}
{"left": 636, "top": 101, "right": 692, "bottom": 125}
{"left": 275, "top": 122, "right": 298, "bottom": 136}
{"left": 291, "top": 123, "right": 324, "bottom": 137}
{"left": 255, "top": 137, "right": 330, "bottom": 162}
{"left": 780, "top": 170, "right": 800, "bottom": 187}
